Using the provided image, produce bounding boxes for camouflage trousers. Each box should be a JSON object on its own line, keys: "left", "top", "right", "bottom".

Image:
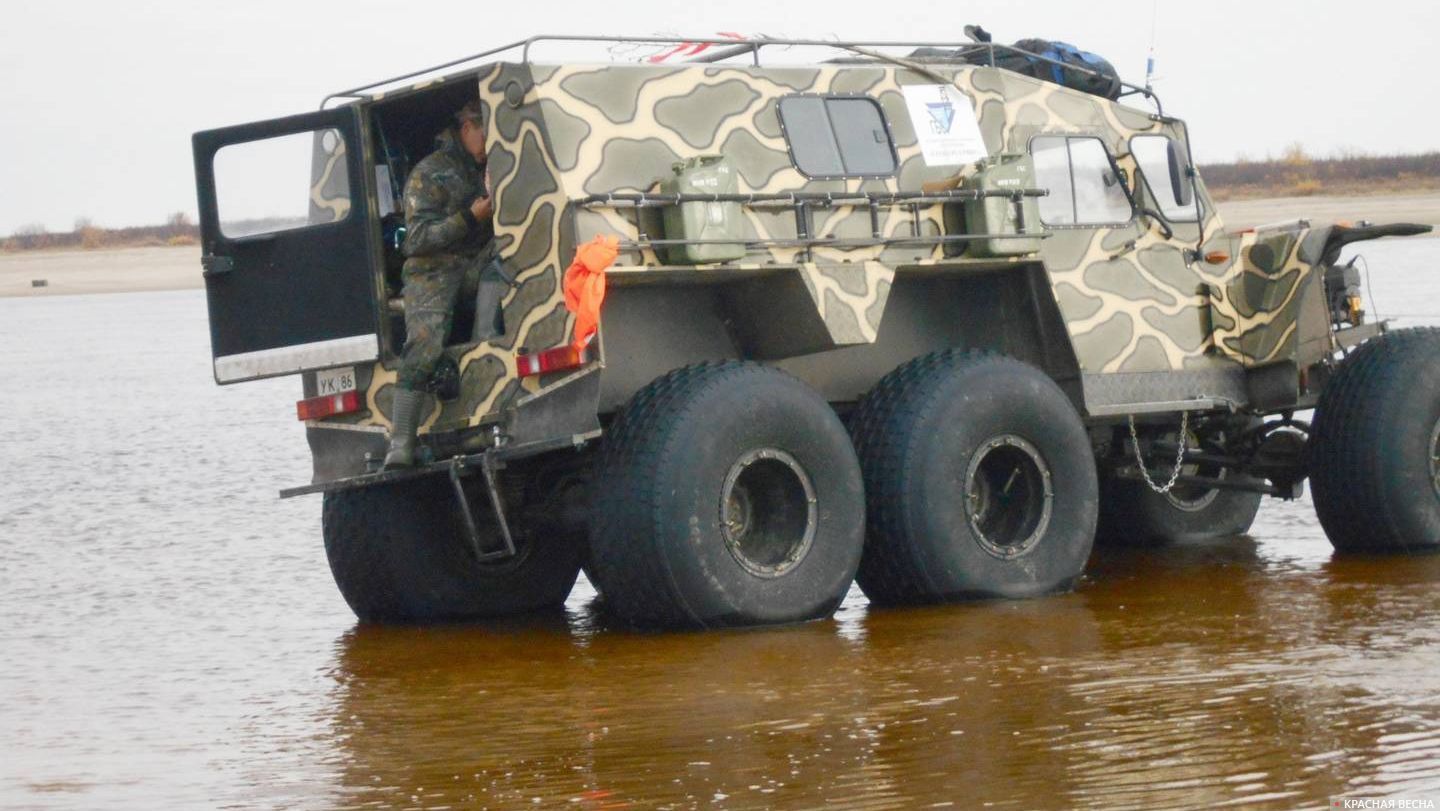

{"left": 396, "top": 257, "right": 481, "bottom": 391}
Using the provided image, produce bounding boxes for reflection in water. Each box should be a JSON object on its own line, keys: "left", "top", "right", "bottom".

{"left": 325, "top": 586, "right": 1101, "bottom": 809}
{"left": 2, "top": 241, "right": 1439, "bottom": 808}
{"left": 322, "top": 540, "right": 1440, "bottom": 809}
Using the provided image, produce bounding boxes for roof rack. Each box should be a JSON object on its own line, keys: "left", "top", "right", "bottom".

{"left": 321, "top": 35, "right": 1162, "bottom": 116}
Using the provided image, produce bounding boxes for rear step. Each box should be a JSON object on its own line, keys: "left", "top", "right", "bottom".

{"left": 281, "top": 430, "right": 600, "bottom": 563}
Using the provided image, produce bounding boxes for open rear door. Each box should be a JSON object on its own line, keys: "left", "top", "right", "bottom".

{"left": 193, "top": 106, "right": 380, "bottom": 384}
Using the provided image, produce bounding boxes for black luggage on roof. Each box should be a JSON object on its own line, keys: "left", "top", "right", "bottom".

{"left": 911, "top": 38, "right": 1124, "bottom": 101}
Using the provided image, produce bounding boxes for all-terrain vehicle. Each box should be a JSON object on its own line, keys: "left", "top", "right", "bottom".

{"left": 191, "top": 34, "right": 1439, "bottom": 628}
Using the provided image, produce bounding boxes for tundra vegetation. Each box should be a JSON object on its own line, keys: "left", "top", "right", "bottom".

{"left": 1203, "top": 147, "right": 1440, "bottom": 200}
{"left": 6, "top": 151, "right": 1437, "bottom": 252}
{"left": 1, "top": 212, "right": 198, "bottom": 252}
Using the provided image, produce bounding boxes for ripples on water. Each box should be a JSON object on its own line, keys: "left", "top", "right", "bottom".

{"left": 1, "top": 241, "right": 1438, "bottom": 809}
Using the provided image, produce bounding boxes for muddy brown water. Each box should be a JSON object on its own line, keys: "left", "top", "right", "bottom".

{"left": 2, "top": 239, "right": 1438, "bottom": 809}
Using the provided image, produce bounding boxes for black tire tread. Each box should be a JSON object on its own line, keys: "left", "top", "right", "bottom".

{"left": 850, "top": 349, "right": 1071, "bottom": 604}
{"left": 1310, "top": 327, "right": 1440, "bottom": 552}
{"left": 1095, "top": 416, "right": 1265, "bottom": 547}
{"left": 323, "top": 487, "right": 404, "bottom": 617}
{"left": 1094, "top": 478, "right": 1264, "bottom": 547}
{"left": 322, "top": 478, "right": 581, "bottom": 623}
{"left": 591, "top": 361, "right": 808, "bottom": 627}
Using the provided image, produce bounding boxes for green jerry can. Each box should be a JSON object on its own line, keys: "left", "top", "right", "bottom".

{"left": 944, "top": 153, "right": 1043, "bottom": 259}
{"left": 659, "top": 155, "right": 747, "bottom": 264}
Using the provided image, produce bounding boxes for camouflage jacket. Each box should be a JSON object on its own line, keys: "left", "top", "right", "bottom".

{"left": 402, "top": 128, "right": 492, "bottom": 272}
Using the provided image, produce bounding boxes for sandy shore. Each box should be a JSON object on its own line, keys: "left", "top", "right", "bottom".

{"left": 1217, "top": 191, "right": 1440, "bottom": 231}
{"left": 3, "top": 193, "right": 1436, "bottom": 299}
{"left": 0, "top": 246, "right": 202, "bottom": 298}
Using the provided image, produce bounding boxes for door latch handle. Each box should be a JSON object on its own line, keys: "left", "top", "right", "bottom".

{"left": 201, "top": 254, "right": 235, "bottom": 277}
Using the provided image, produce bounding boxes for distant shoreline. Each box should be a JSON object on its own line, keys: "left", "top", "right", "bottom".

{"left": 0, "top": 245, "right": 203, "bottom": 299}
{"left": 2, "top": 192, "right": 1435, "bottom": 300}
{"left": 1202, "top": 151, "right": 1440, "bottom": 202}
{"left": 1217, "top": 190, "right": 1440, "bottom": 232}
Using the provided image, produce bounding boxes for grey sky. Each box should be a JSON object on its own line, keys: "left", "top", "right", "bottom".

{"left": 2, "top": 0, "right": 1435, "bottom": 235}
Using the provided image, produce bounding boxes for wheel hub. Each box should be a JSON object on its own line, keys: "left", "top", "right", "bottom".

{"left": 965, "top": 435, "right": 1054, "bottom": 559}
{"left": 1165, "top": 427, "right": 1223, "bottom": 513}
{"left": 720, "top": 448, "right": 818, "bottom": 578}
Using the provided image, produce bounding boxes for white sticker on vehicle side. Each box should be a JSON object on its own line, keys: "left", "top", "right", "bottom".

{"left": 901, "top": 85, "right": 988, "bottom": 167}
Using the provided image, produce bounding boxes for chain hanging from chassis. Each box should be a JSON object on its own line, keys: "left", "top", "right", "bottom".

{"left": 1128, "top": 411, "right": 1190, "bottom": 495}
{"left": 1117, "top": 411, "right": 1312, "bottom": 501}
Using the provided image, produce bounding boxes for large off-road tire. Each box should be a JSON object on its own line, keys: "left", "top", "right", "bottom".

{"left": 1096, "top": 417, "right": 1264, "bottom": 546}
{"left": 588, "top": 362, "right": 865, "bottom": 629}
{"left": 1096, "top": 477, "right": 1263, "bottom": 546}
{"left": 322, "top": 477, "right": 583, "bottom": 623}
{"left": 850, "top": 350, "right": 1098, "bottom": 605}
{"left": 1310, "top": 327, "right": 1440, "bottom": 553}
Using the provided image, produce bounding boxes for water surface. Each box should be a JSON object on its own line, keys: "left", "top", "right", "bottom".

{"left": 1, "top": 239, "right": 1438, "bottom": 809}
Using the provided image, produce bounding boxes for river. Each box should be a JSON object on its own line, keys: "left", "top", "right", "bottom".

{"left": 1, "top": 238, "right": 1437, "bottom": 809}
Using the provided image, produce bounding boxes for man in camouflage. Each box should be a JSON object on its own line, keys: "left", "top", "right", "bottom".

{"left": 385, "top": 101, "right": 496, "bottom": 469}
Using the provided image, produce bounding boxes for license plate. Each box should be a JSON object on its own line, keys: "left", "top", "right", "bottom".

{"left": 316, "top": 366, "right": 357, "bottom": 396}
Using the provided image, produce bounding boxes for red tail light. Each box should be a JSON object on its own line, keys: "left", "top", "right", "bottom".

{"left": 516, "top": 344, "right": 591, "bottom": 377}
{"left": 296, "top": 390, "right": 360, "bottom": 421}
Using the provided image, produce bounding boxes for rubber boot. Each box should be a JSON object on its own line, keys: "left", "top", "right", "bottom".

{"left": 383, "top": 388, "right": 425, "bottom": 470}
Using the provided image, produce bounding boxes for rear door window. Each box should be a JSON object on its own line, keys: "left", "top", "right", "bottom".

{"left": 778, "top": 96, "right": 897, "bottom": 179}
{"left": 213, "top": 128, "right": 351, "bottom": 239}
{"left": 1030, "top": 135, "right": 1133, "bottom": 226}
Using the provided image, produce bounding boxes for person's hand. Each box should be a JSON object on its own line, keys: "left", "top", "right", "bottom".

{"left": 470, "top": 195, "right": 492, "bottom": 221}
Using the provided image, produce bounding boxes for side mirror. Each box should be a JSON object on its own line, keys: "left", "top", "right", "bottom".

{"left": 1167, "top": 139, "right": 1194, "bottom": 208}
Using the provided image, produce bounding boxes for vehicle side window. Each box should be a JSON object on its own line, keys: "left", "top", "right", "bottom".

{"left": 778, "top": 96, "right": 897, "bottom": 179}
{"left": 213, "top": 128, "right": 351, "bottom": 239}
{"left": 1130, "top": 135, "right": 1200, "bottom": 221}
{"left": 1032, "top": 137, "right": 1076, "bottom": 225}
{"left": 1030, "top": 135, "right": 1133, "bottom": 227}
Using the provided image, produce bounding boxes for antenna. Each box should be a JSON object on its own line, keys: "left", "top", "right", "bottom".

{"left": 1145, "top": 0, "right": 1159, "bottom": 90}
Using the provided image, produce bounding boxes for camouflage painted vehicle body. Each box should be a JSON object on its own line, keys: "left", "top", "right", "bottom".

{"left": 296, "top": 54, "right": 1378, "bottom": 468}
{"left": 194, "top": 35, "right": 1436, "bottom": 627}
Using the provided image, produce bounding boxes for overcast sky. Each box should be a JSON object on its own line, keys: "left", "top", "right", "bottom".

{"left": 2, "top": 0, "right": 1436, "bottom": 235}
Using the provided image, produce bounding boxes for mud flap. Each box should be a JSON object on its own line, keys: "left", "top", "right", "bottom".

{"left": 503, "top": 365, "right": 602, "bottom": 446}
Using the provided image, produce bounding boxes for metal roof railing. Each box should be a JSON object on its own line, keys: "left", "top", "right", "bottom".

{"left": 577, "top": 187, "right": 1052, "bottom": 263}
{"left": 321, "top": 34, "right": 1163, "bottom": 116}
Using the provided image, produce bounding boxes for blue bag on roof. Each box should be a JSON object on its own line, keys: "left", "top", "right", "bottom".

{"left": 912, "top": 37, "right": 1124, "bottom": 100}
{"left": 1006, "top": 38, "right": 1123, "bottom": 100}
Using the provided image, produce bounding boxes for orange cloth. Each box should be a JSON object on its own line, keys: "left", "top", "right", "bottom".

{"left": 563, "top": 235, "right": 620, "bottom": 350}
